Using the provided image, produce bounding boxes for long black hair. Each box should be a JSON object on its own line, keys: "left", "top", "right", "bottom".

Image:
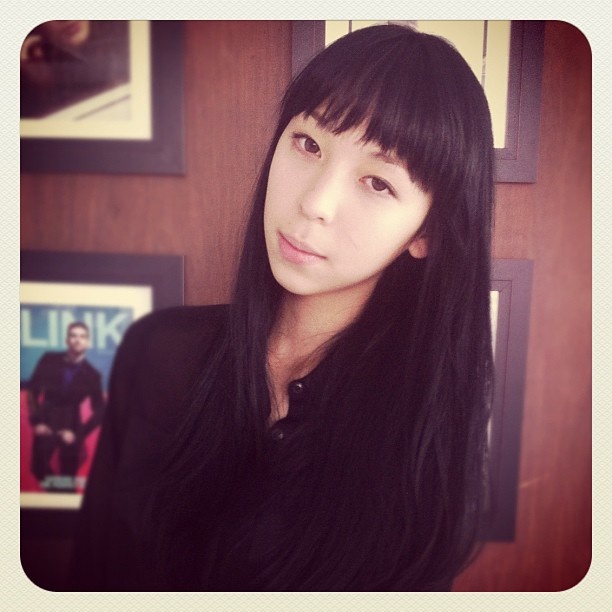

{"left": 148, "top": 24, "right": 494, "bottom": 590}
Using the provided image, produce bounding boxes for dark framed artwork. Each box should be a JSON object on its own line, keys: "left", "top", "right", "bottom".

{"left": 20, "top": 250, "right": 183, "bottom": 537}
{"left": 487, "top": 258, "right": 534, "bottom": 540}
{"left": 20, "top": 20, "right": 185, "bottom": 175}
{"left": 292, "top": 20, "right": 545, "bottom": 183}
{"left": 493, "top": 21, "right": 544, "bottom": 182}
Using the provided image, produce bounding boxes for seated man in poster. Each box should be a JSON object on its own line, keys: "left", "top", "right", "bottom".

{"left": 25, "top": 321, "right": 105, "bottom": 492}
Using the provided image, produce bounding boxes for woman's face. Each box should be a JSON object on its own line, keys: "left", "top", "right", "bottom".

{"left": 263, "top": 113, "right": 431, "bottom": 302}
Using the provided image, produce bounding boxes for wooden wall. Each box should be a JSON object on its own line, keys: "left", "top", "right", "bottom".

{"left": 454, "top": 21, "right": 592, "bottom": 591}
{"left": 20, "top": 21, "right": 591, "bottom": 591}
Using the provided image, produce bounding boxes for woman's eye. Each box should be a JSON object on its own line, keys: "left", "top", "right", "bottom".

{"left": 293, "top": 133, "right": 321, "bottom": 156}
{"left": 365, "top": 176, "right": 395, "bottom": 196}
{"left": 303, "top": 137, "right": 320, "bottom": 154}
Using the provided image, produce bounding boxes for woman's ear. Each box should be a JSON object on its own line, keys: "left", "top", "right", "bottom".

{"left": 406, "top": 233, "right": 428, "bottom": 259}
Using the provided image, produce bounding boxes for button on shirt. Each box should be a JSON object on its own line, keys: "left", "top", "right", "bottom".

{"left": 267, "top": 378, "right": 309, "bottom": 442}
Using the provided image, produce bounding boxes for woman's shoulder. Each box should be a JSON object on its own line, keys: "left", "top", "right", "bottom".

{"left": 134, "top": 303, "right": 227, "bottom": 330}
{"left": 119, "top": 304, "right": 229, "bottom": 371}
{"left": 110, "top": 305, "right": 230, "bottom": 427}
{"left": 127, "top": 304, "right": 228, "bottom": 343}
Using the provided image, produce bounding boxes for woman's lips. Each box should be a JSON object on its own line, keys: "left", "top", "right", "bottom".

{"left": 278, "top": 232, "right": 325, "bottom": 264}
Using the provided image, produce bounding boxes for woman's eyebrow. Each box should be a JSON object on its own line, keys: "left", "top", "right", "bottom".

{"left": 369, "top": 148, "right": 404, "bottom": 169}
{"left": 303, "top": 111, "right": 334, "bottom": 134}
{"left": 308, "top": 110, "right": 325, "bottom": 125}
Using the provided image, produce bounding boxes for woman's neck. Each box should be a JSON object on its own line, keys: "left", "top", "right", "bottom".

{"left": 266, "top": 289, "right": 370, "bottom": 424}
{"left": 275, "top": 288, "right": 370, "bottom": 351}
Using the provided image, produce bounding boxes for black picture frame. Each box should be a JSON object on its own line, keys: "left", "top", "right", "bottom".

{"left": 20, "top": 21, "right": 185, "bottom": 175}
{"left": 291, "top": 20, "right": 545, "bottom": 183}
{"left": 20, "top": 250, "right": 184, "bottom": 538}
{"left": 494, "top": 21, "right": 545, "bottom": 183}
{"left": 487, "top": 258, "right": 534, "bottom": 540}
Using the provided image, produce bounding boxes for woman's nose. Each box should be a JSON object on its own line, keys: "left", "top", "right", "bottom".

{"left": 298, "top": 167, "right": 344, "bottom": 223}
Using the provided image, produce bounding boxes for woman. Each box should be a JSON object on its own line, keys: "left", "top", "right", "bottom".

{"left": 71, "top": 24, "right": 494, "bottom": 591}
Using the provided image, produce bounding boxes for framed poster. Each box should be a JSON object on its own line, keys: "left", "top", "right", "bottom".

{"left": 20, "top": 20, "right": 185, "bottom": 175}
{"left": 487, "top": 258, "right": 534, "bottom": 540}
{"left": 292, "top": 20, "right": 544, "bottom": 183}
{"left": 20, "top": 250, "right": 183, "bottom": 536}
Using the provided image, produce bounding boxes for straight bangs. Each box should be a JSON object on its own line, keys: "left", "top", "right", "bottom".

{"left": 281, "top": 25, "right": 487, "bottom": 196}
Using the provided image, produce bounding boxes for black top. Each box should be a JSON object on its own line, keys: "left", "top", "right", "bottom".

{"left": 70, "top": 305, "right": 453, "bottom": 591}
